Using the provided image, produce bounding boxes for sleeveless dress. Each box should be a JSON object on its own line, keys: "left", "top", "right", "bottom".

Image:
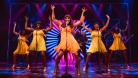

{"left": 54, "top": 26, "right": 80, "bottom": 53}
{"left": 28, "top": 30, "right": 46, "bottom": 51}
{"left": 109, "top": 33, "right": 126, "bottom": 51}
{"left": 87, "top": 31, "right": 107, "bottom": 53}
{"left": 14, "top": 35, "right": 29, "bottom": 55}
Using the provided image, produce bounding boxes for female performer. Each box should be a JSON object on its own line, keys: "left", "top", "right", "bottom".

{"left": 24, "top": 16, "right": 52, "bottom": 72}
{"left": 82, "top": 15, "right": 110, "bottom": 72}
{"left": 51, "top": 5, "right": 86, "bottom": 75}
{"left": 106, "top": 20, "right": 129, "bottom": 69}
{"left": 12, "top": 22, "right": 31, "bottom": 71}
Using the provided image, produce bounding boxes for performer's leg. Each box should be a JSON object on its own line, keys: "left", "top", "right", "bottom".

{"left": 26, "top": 53, "right": 29, "bottom": 68}
{"left": 103, "top": 52, "right": 109, "bottom": 71}
{"left": 83, "top": 52, "right": 92, "bottom": 71}
{"left": 53, "top": 50, "right": 64, "bottom": 75}
{"left": 122, "top": 50, "right": 129, "bottom": 68}
{"left": 12, "top": 53, "right": 17, "bottom": 68}
{"left": 74, "top": 52, "right": 80, "bottom": 75}
{"left": 40, "top": 51, "right": 47, "bottom": 72}
{"left": 28, "top": 51, "right": 35, "bottom": 71}
{"left": 108, "top": 50, "right": 114, "bottom": 68}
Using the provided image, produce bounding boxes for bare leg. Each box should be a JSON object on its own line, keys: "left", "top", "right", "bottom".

{"left": 28, "top": 51, "right": 35, "bottom": 71}
{"left": 74, "top": 52, "right": 80, "bottom": 75}
{"left": 103, "top": 52, "right": 109, "bottom": 71}
{"left": 83, "top": 52, "right": 92, "bottom": 72}
{"left": 40, "top": 51, "right": 47, "bottom": 72}
{"left": 122, "top": 50, "right": 129, "bottom": 68}
{"left": 53, "top": 50, "right": 64, "bottom": 75}
{"left": 108, "top": 50, "right": 114, "bottom": 68}
{"left": 26, "top": 53, "right": 29, "bottom": 68}
{"left": 12, "top": 53, "right": 17, "bottom": 68}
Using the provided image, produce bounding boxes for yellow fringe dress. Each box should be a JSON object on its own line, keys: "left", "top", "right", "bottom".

{"left": 87, "top": 31, "right": 107, "bottom": 53}
{"left": 109, "top": 33, "right": 126, "bottom": 51}
{"left": 28, "top": 30, "right": 46, "bottom": 51}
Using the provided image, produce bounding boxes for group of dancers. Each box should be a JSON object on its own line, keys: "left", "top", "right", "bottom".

{"left": 11, "top": 5, "right": 130, "bottom": 75}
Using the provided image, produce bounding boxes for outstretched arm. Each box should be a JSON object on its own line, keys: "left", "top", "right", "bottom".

{"left": 13, "top": 22, "right": 19, "bottom": 36}
{"left": 105, "top": 29, "right": 113, "bottom": 34}
{"left": 51, "top": 5, "right": 62, "bottom": 26}
{"left": 74, "top": 7, "right": 87, "bottom": 27}
{"left": 100, "top": 14, "right": 110, "bottom": 32}
{"left": 24, "top": 16, "right": 34, "bottom": 32}
{"left": 43, "top": 16, "right": 53, "bottom": 32}
{"left": 82, "top": 22, "right": 92, "bottom": 33}
{"left": 122, "top": 20, "right": 129, "bottom": 33}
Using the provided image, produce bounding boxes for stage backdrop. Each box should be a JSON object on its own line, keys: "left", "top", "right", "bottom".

{"left": 8, "top": 3, "right": 130, "bottom": 62}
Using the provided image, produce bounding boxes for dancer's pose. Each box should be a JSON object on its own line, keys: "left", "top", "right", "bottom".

{"left": 82, "top": 15, "right": 110, "bottom": 72}
{"left": 24, "top": 16, "right": 52, "bottom": 72}
{"left": 51, "top": 5, "right": 86, "bottom": 75}
{"left": 12, "top": 22, "right": 31, "bottom": 71}
{"left": 106, "top": 20, "right": 129, "bottom": 69}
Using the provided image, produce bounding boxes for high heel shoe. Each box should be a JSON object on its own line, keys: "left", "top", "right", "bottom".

{"left": 83, "top": 66, "right": 87, "bottom": 72}
{"left": 43, "top": 67, "right": 47, "bottom": 72}
{"left": 12, "top": 65, "right": 15, "bottom": 72}
{"left": 126, "top": 65, "right": 130, "bottom": 69}
{"left": 53, "top": 69, "right": 57, "bottom": 75}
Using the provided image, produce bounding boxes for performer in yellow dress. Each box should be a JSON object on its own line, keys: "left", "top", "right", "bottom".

{"left": 106, "top": 20, "right": 129, "bottom": 69}
{"left": 24, "top": 16, "right": 52, "bottom": 72}
{"left": 82, "top": 14, "right": 110, "bottom": 72}
{"left": 12, "top": 22, "right": 32, "bottom": 71}
{"left": 51, "top": 5, "right": 86, "bottom": 75}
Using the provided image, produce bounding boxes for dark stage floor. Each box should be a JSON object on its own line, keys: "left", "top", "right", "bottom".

{"left": 0, "top": 60, "right": 138, "bottom": 78}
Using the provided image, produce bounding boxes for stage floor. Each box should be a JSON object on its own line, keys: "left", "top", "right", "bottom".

{"left": 0, "top": 60, "right": 138, "bottom": 78}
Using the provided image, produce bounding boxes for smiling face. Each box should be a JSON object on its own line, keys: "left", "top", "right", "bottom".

{"left": 36, "top": 23, "right": 41, "bottom": 29}
{"left": 20, "top": 30, "right": 25, "bottom": 35}
{"left": 114, "top": 26, "right": 119, "bottom": 31}
{"left": 64, "top": 16, "right": 71, "bottom": 24}
{"left": 93, "top": 23, "right": 99, "bottom": 30}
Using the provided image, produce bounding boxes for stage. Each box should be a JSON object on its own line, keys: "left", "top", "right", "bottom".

{"left": 0, "top": 60, "right": 138, "bottom": 78}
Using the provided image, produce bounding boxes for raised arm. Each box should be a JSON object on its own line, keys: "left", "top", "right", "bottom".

{"left": 24, "top": 16, "right": 34, "bottom": 32}
{"left": 43, "top": 16, "right": 53, "bottom": 32}
{"left": 82, "top": 22, "right": 92, "bottom": 33}
{"left": 122, "top": 20, "right": 129, "bottom": 33}
{"left": 74, "top": 7, "right": 87, "bottom": 27}
{"left": 100, "top": 14, "right": 110, "bottom": 32}
{"left": 13, "top": 22, "right": 19, "bottom": 36}
{"left": 51, "top": 5, "right": 62, "bottom": 26}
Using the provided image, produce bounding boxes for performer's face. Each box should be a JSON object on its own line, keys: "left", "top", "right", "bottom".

{"left": 36, "top": 23, "right": 41, "bottom": 29}
{"left": 94, "top": 24, "right": 99, "bottom": 30}
{"left": 21, "top": 30, "right": 25, "bottom": 35}
{"left": 64, "top": 16, "right": 70, "bottom": 23}
{"left": 114, "top": 26, "right": 118, "bottom": 30}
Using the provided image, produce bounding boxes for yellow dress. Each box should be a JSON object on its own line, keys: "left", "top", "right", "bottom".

{"left": 109, "top": 33, "right": 126, "bottom": 51}
{"left": 14, "top": 35, "right": 29, "bottom": 55}
{"left": 87, "top": 31, "right": 107, "bottom": 53}
{"left": 55, "top": 26, "right": 80, "bottom": 53}
{"left": 28, "top": 30, "right": 46, "bottom": 51}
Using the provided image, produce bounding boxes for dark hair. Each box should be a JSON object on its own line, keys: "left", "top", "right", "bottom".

{"left": 113, "top": 26, "right": 119, "bottom": 33}
{"left": 20, "top": 29, "right": 26, "bottom": 36}
{"left": 61, "top": 14, "right": 74, "bottom": 28}
{"left": 34, "top": 21, "right": 43, "bottom": 29}
{"left": 92, "top": 22, "right": 99, "bottom": 30}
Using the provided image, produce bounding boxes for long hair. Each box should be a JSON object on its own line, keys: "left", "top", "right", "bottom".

{"left": 92, "top": 22, "right": 99, "bottom": 30}
{"left": 61, "top": 14, "right": 74, "bottom": 28}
